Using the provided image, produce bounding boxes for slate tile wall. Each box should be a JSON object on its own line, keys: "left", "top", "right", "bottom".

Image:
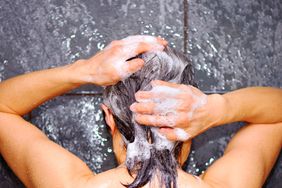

{"left": 188, "top": 0, "right": 282, "bottom": 92}
{"left": 0, "top": 0, "right": 281, "bottom": 187}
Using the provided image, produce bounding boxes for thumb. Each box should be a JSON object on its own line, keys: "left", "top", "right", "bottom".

{"left": 159, "top": 127, "right": 192, "bottom": 141}
{"left": 124, "top": 58, "right": 144, "bottom": 74}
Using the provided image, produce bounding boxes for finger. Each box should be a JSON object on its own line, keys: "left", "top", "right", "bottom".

{"left": 151, "top": 80, "right": 181, "bottom": 88}
{"left": 136, "top": 87, "right": 181, "bottom": 101}
{"left": 124, "top": 58, "right": 145, "bottom": 74}
{"left": 174, "top": 128, "right": 191, "bottom": 141}
{"left": 135, "top": 42, "right": 164, "bottom": 55}
{"left": 135, "top": 91, "right": 155, "bottom": 101}
{"left": 135, "top": 92, "right": 168, "bottom": 103}
{"left": 130, "top": 102, "right": 155, "bottom": 114}
{"left": 121, "top": 35, "right": 167, "bottom": 46}
{"left": 134, "top": 114, "right": 177, "bottom": 127}
{"left": 159, "top": 128, "right": 191, "bottom": 141}
{"left": 118, "top": 42, "right": 163, "bottom": 60}
{"left": 156, "top": 37, "right": 168, "bottom": 46}
{"left": 158, "top": 128, "right": 178, "bottom": 141}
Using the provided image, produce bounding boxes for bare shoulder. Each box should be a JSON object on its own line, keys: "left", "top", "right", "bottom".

{"left": 177, "top": 169, "right": 214, "bottom": 188}
{"left": 82, "top": 167, "right": 214, "bottom": 188}
{"left": 81, "top": 166, "right": 132, "bottom": 188}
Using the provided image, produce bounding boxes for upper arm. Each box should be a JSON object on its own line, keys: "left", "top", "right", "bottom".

{"left": 202, "top": 123, "right": 282, "bottom": 188}
{"left": 0, "top": 112, "right": 94, "bottom": 188}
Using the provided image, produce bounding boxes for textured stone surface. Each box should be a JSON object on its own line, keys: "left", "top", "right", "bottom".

{"left": 0, "top": 0, "right": 281, "bottom": 187}
{"left": 188, "top": 0, "right": 282, "bottom": 92}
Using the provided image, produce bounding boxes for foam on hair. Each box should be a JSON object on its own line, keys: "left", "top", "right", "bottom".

{"left": 103, "top": 47, "right": 196, "bottom": 188}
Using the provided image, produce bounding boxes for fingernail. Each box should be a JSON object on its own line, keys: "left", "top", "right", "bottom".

{"left": 130, "top": 103, "right": 136, "bottom": 111}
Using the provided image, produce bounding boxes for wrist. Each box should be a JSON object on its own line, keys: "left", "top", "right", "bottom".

{"left": 64, "top": 59, "right": 94, "bottom": 86}
{"left": 206, "top": 94, "right": 227, "bottom": 127}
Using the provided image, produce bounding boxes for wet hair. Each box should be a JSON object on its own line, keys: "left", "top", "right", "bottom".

{"left": 103, "top": 47, "right": 196, "bottom": 188}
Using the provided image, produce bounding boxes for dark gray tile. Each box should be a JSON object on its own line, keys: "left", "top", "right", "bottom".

{"left": 30, "top": 95, "right": 117, "bottom": 173}
{"left": 187, "top": 0, "right": 282, "bottom": 92}
{"left": 0, "top": 0, "right": 184, "bottom": 94}
{"left": 184, "top": 122, "right": 244, "bottom": 174}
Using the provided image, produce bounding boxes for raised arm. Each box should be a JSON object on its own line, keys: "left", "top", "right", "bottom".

{"left": 219, "top": 87, "right": 282, "bottom": 125}
{"left": 202, "top": 122, "right": 282, "bottom": 188}
{"left": 0, "top": 36, "right": 167, "bottom": 187}
{"left": 130, "top": 80, "right": 282, "bottom": 140}
{"left": 0, "top": 36, "right": 167, "bottom": 115}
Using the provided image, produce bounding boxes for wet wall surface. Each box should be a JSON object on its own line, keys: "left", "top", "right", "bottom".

{"left": 0, "top": 0, "right": 281, "bottom": 187}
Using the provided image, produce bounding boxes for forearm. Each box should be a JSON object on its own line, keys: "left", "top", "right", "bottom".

{"left": 214, "top": 87, "right": 282, "bottom": 126}
{"left": 0, "top": 62, "right": 85, "bottom": 116}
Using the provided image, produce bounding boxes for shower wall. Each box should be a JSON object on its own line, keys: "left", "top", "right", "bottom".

{"left": 0, "top": 0, "right": 281, "bottom": 187}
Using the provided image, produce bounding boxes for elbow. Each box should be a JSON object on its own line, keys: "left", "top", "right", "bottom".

{"left": 0, "top": 103, "right": 23, "bottom": 116}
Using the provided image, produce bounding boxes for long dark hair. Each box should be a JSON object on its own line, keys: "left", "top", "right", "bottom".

{"left": 103, "top": 47, "right": 196, "bottom": 188}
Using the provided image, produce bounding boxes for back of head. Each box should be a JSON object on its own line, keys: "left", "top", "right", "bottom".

{"left": 103, "top": 47, "right": 196, "bottom": 188}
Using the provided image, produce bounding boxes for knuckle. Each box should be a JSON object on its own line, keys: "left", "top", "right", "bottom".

{"left": 111, "top": 45, "right": 123, "bottom": 54}
{"left": 179, "top": 114, "right": 189, "bottom": 124}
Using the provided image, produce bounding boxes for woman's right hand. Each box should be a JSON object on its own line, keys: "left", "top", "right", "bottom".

{"left": 70, "top": 35, "right": 167, "bottom": 86}
{"left": 130, "top": 80, "right": 226, "bottom": 141}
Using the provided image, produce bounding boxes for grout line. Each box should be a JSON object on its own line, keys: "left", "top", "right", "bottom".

{"left": 204, "top": 91, "right": 227, "bottom": 94}
{"left": 183, "top": 0, "right": 189, "bottom": 53}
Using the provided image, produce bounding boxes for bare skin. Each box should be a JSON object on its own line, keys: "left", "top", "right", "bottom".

{"left": 131, "top": 80, "right": 282, "bottom": 141}
{"left": 0, "top": 36, "right": 281, "bottom": 187}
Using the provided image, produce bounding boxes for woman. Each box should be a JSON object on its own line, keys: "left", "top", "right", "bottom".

{"left": 0, "top": 35, "right": 281, "bottom": 188}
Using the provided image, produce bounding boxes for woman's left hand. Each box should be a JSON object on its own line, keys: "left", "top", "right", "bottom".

{"left": 130, "top": 80, "right": 225, "bottom": 141}
{"left": 70, "top": 35, "right": 167, "bottom": 86}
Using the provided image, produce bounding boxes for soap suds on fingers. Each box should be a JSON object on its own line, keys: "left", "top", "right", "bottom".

{"left": 174, "top": 128, "right": 190, "bottom": 141}
{"left": 138, "top": 83, "right": 207, "bottom": 126}
{"left": 121, "top": 35, "right": 159, "bottom": 44}
{"left": 112, "top": 38, "right": 164, "bottom": 80}
{"left": 147, "top": 114, "right": 177, "bottom": 127}
{"left": 187, "top": 92, "right": 207, "bottom": 119}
